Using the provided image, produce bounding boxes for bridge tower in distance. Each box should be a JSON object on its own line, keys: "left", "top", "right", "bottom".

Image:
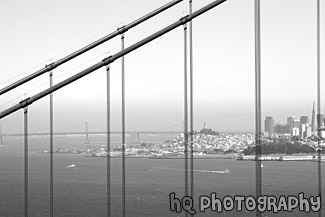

{"left": 84, "top": 122, "right": 89, "bottom": 144}
{"left": 129, "top": 131, "right": 140, "bottom": 145}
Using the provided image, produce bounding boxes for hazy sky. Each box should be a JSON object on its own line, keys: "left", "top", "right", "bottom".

{"left": 0, "top": 0, "right": 324, "bottom": 133}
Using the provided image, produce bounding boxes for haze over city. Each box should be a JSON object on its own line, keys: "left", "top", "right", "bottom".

{"left": 0, "top": 0, "right": 324, "bottom": 133}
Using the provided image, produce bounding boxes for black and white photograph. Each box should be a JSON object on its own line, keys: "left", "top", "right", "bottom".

{"left": 0, "top": 0, "right": 324, "bottom": 216}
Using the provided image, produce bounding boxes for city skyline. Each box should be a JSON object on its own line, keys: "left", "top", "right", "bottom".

{"left": 263, "top": 102, "right": 323, "bottom": 139}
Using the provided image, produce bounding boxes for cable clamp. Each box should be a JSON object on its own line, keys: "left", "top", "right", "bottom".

{"left": 45, "top": 62, "right": 57, "bottom": 71}
{"left": 102, "top": 55, "right": 113, "bottom": 66}
{"left": 19, "top": 98, "right": 30, "bottom": 109}
{"left": 180, "top": 15, "right": 189, "bottom": 26}
{"left": 117, "top": 25, "right": 127, "bottom": 36}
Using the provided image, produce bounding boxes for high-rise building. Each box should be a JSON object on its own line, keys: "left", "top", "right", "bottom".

{"left": 291, "top": 127, "right": 299, "bottom": 137}
{"left": 300, "top": 124, "right": 312, "bottom": 138}
{"left": 265, "top": 117, "right": 274, "bottom": 137}
{"left": 287, "top": 116, "right": 295, "bottom": 127}
{"left": 292, "top": 119, "right": 300, "bottom": 128}
{"left": 300, "top": 124, "right": 306, "bottom": 138}
{"left": 274, "top": 123, "right": 291, "bottom": 134}
{"left": 305, "top": 124, "right": 312, "bottom": 138}
{"left": 300, "top": 116, "right": 309, "bottom": 125}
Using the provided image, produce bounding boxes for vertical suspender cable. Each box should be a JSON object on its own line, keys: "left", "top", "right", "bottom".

{"left": 254, "top": 0, "right": 262, "bottom": 217}
{"left": 0, "top": 125, "right": 2, "bottom": 144}
{"left": 49, "top": 70, "right": 54, "bottom": 217}
{"left": 24, "top": 106, "right": 29, "bottom": 217}
{"left": 189, "top": 1, "right": 194, "bottom": 210}
{"left": 106, "top": 63, "right": 111, "bottom": 217}
{"left": 121, "top": 32, "right": 126, "bottom": 217}
{"left": 183, "top": 22, "right": 189, "bottom": 217}
{"left": 316, "top": 0, "right": 322, "bottom": 216}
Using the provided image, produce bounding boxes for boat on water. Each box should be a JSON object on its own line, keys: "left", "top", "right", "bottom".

{"left": 211, "top": 169, "right": 229, "bottom": 174}
{"left": 223, "top": 169, "right": 230, "bottom": 173}
{"left": 66, "top": 164, "right": 76, "bottom": 168}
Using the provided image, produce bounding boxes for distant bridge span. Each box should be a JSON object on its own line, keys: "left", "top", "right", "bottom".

{"left": 2, "top": 131, "right": 183, "bottom": 137}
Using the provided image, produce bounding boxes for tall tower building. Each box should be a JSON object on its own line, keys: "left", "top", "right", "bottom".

{"left": 311, "top": 101, "right": 316, "bottom": 132}
{"left": 265, "top": 117, "right": 274, "bottom": 137}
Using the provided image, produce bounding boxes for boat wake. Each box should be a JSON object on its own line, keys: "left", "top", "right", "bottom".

{"left": 194, "top": 169, "right": 229, "bottom": 174}
{"left": 150, "top": 167, "right": 229, "bottom": 174}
